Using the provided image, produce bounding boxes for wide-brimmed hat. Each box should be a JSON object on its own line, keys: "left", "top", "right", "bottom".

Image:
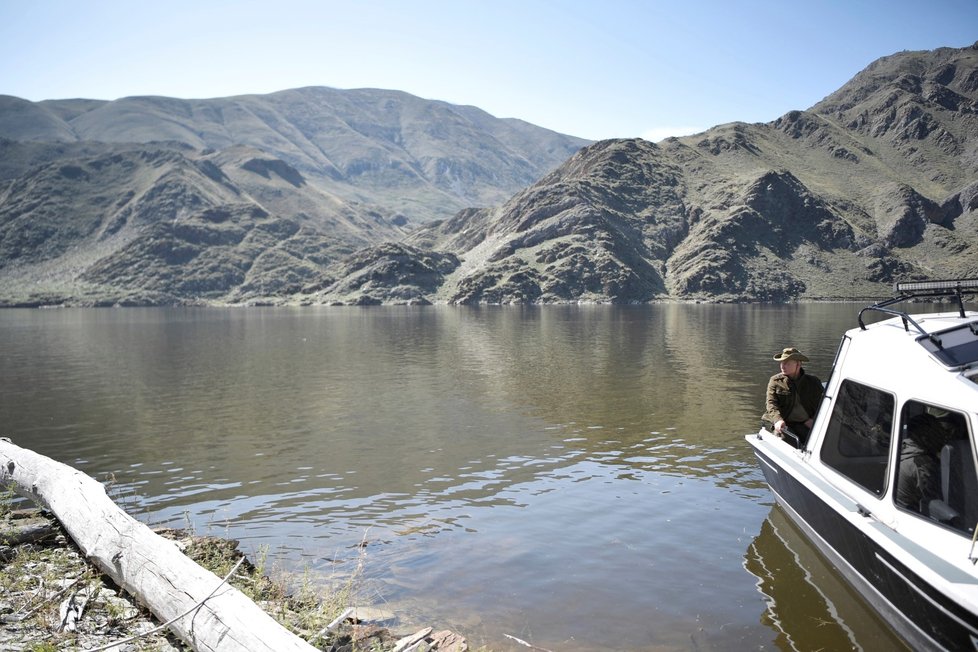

{"left": 773, "top": 347, "right": 809, "bottom": 362}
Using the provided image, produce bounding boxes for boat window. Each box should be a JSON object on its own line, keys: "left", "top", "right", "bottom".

{"left": 895, "top": 400, "right": 978, "bottom": 535}
{"left": 819, "top": 380, "right": 894, "bottom": 496}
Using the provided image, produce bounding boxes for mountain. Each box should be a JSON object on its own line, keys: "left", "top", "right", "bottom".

{"left": 0, "top": 88, "right": 591, "bottom": 223}
{"left": 304, "top": 43, "right": 977, "bottom": 305}
{"left": 2, "top": 44, "right": 977, "bottom": 307}
{"left": 0, "top": 88, "right": 589, "bottom": 306}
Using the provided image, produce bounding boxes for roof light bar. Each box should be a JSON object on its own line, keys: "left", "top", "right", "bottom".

{"left": 859, "top": 278, "right": 978, "bottom": 330}
{"left": 895, "top": 278, "right": 978, "bottom": 293}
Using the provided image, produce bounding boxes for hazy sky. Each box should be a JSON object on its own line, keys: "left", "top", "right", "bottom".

{"left": 2, "top": 1, "right": 976, "bottom": 141}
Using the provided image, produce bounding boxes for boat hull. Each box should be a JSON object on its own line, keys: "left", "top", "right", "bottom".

{"left": 751, "top": 441, "right": 978, "bottom": 651}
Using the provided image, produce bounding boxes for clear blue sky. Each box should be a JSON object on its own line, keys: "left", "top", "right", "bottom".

{"left": 1, "top": 0, "right": 976, "bottom": 141}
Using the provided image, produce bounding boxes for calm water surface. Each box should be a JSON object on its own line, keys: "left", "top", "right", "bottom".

{"left": 1, "top": 305, "right": 922, "bottom": 650}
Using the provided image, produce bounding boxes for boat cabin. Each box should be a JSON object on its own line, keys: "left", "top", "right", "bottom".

{"left": 811, "top": 280, "right": 978, "bottom": 540}
{"left": 749, "top": 279, "right": 978, "bottom": 650}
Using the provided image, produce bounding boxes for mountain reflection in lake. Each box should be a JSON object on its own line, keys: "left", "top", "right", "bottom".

{"left": 0, "top": 304, "right": 943, "bottom": 650}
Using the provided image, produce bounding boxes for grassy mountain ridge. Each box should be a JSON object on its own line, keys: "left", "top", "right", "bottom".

{"left": 0, "top": 87, "right": 590, "bottom": 223}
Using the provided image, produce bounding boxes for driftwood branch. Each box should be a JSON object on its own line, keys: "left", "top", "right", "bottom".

{"left": 0, "top": 438, "right": 317, "bottom": 652}
{"left": 503, "top": 633, "right": 555, "bottom": 652}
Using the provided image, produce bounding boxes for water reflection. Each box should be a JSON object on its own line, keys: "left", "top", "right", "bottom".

{"left": 4, "top": 305, "right": 793, "bottom": 498}
{"left": 745, "top": 505, "right": 908, "bottom": 651}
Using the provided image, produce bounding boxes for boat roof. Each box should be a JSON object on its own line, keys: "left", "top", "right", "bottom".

{"left": 853, "top": 310, "right": 978, "bottom": 363}
{"left": 841, "top": 310, "right": 978, "bottom": 410}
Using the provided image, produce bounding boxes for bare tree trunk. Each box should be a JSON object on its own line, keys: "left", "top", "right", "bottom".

{"left": 0, "top": 438, "right": 317, "bottom": 652}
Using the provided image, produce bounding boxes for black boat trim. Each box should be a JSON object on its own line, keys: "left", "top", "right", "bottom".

{"left": 876, "top": 552, "right": 978, "bottom": 635}
{"left": 754, "top": 451, "right": 780, "bottom": 477}
{"left": 756, "top": 436, "right": 977, "bottom": 585}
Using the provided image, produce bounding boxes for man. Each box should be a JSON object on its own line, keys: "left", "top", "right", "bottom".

{"left": 763, "top": 347, "right": 823, "bottom": 447}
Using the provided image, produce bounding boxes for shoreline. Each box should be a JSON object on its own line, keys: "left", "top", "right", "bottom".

{"left": 0, "top": 507, "right": 469, "bottom": 651}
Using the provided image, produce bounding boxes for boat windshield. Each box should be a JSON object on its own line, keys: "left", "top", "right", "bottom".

{"left": 917, "top": 321, "right": 978, "bottom": 369}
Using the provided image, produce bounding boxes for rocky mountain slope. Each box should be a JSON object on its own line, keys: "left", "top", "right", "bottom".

{"left": 0, "top": 140, "right": 411, "bottom": 306}
{"left": 308, "top": 42, "right": 977, "bottom": 305}
{"left": 2, "top": 44, "right": 977, "bottom": 306}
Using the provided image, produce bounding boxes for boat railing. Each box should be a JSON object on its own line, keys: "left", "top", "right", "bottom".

{"left": 779, "top": 426, "right": 802, "bottom": 448}
{"left": 858, "top": 278, "right": 978, "bottom": 333}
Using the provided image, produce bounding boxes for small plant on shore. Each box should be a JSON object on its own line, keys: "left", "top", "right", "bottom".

{"left": 324, "top": 533, "right": 370, "bottom": 621}
{"left": 252, "top": 544, "right": 270, "bottom": 578}
{"left": 102, "top": 593, "right": 131, "bottom": 627}
{"left": 0, "top": 485, "right": 14, "bottom": 519}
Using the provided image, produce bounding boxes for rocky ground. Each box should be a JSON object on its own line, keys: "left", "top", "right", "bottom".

{"left": 0, "top": 508, "right": 469, "bottom": 652}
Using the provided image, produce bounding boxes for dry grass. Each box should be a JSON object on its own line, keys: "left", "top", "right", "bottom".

{"left": 0, "top": 496, "right": 370, "bottom": 651}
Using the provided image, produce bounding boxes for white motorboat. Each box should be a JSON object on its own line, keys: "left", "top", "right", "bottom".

{"left": 747, "top": 278, "right": 978, "bottom": 650}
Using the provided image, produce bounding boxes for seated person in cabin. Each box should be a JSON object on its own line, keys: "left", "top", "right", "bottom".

{"left": 896, "top": 413, "right": 947, "bottom": 515}
{"left": 762, "top": 347, "right": 823, "bottom": 447}
{"left": 926, "top": 405, "right": 966, "bottom": 441}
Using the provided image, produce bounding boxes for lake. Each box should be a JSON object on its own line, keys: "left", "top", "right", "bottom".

{"left": 0, "top": 304, "right": 923, "bottom": 650}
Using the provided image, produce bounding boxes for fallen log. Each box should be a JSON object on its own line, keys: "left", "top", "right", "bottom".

{"left": 0, "top": 438, "right": 317, "bottom": 652}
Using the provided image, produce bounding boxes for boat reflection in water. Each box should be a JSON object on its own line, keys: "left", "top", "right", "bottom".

{"left": 745, "top": 505, "right": 908, "bottom": 651}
